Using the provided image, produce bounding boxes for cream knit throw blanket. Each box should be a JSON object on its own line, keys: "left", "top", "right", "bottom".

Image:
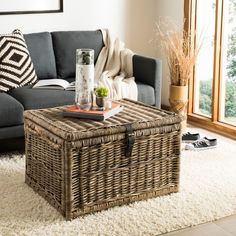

{"left": 95, "top": 29, "right": 138, "bottom": 100}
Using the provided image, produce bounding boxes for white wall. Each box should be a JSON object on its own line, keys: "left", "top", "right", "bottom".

{"left": 124, "top": 0, "right": 157, "bottom": 57}
{"left": 125, "top": 0, "right": 184, "bottom": 106}
{"left": 0, "top": 0, "right": 184, "bottom": 106}
{"left": 155, "top": 0, "right": 184, "bottom": 105}
{"left": 0, "top": 0, "right": 127, "bottom": 40}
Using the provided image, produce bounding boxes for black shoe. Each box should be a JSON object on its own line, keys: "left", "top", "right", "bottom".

{"left": 182, "top": 132, "right": 200, "bottom": 142}
{"left": 185, "top": 137, "right": 217, "bottom": 151}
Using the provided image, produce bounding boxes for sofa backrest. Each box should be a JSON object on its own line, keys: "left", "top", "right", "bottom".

{"left": 51, "top": 30, "right": 104, "bottom": 79}
{"left": 24, "top": 30, "right": 104, "bottom": 81}
{"left": 24, "top": 32, "right": 57, "bottom": 79}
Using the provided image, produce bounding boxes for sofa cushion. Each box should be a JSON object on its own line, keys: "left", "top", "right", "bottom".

{"left": 52, "top": 30, "right": 104, "bottom": 79}
{"left": 0, "top": 29, "right": 37, "bottom": 92}
{"left": 8, "top": 85, "right": 75, "bottom": 110}
{"left": 137, "top": 82, "right": 155, "bottom": 105}
{"left": 0, "top": 92, "right": 24, "bottom": 127}
{"left": 24, "top": 32, "right": 57, "bottom": 79}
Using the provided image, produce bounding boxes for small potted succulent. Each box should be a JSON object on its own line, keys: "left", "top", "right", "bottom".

{"left": 95, "top": 87, "right": 109, "bottom": 107}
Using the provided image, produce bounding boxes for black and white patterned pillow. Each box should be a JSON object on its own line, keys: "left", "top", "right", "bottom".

{"left": 0, "top": 29, "right": 37, "bottom": 92}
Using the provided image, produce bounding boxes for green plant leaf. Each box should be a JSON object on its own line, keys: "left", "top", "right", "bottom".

{"left": 95, "top": 87, "right": 109, "bottom": 97}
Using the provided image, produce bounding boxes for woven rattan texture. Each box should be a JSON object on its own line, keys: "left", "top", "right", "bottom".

{"left": 24, "top": 99, "right": 181, "bottom": 142}
{"left": 25, "top": 133, "right": 63, "bottom": 213}
{"left": 24, "top": 99, "right": 182, "bottom": 220}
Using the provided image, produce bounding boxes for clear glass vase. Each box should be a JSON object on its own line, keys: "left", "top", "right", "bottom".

{"left": 75, "top": 49, "right": 94, "bottom": 110}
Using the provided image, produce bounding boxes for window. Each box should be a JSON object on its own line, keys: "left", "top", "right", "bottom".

{"left": 220, "top": 0, "right": 236, "bottom": 125}
{"left": 185, "top": 0, "right": 236, "bottom": 138}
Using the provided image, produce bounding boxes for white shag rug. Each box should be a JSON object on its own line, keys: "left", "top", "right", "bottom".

{"left": 1, "top": 128, "right": 236, "bottom": 236}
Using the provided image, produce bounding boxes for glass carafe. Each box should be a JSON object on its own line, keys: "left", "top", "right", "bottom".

{"left": 75, "top": 49, "right": 94, "bottom": 110}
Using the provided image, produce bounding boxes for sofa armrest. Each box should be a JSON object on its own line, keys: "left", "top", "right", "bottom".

{"left": 133, "top": 55, "right": 162, "bottom": 108}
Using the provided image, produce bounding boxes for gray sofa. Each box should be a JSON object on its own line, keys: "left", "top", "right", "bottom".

{"left": 0, "top": 30, "right": 162, "bottom": 151}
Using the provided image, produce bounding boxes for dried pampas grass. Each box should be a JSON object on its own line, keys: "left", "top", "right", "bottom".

{"left": 154, "top": 18, "right": 202, "bottom": 86}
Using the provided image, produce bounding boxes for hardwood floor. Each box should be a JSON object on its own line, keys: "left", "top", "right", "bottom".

{"left": 163, "top": 215, "right": 236, "bottom": 236}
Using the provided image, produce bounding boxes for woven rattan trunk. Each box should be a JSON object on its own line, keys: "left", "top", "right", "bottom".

{"left": 24, "top": 99, "right": 182, "bottom": 220}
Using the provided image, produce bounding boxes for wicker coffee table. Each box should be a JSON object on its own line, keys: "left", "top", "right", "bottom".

{"left": 24, "top": 99, "right": 182, "bottom": 220}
